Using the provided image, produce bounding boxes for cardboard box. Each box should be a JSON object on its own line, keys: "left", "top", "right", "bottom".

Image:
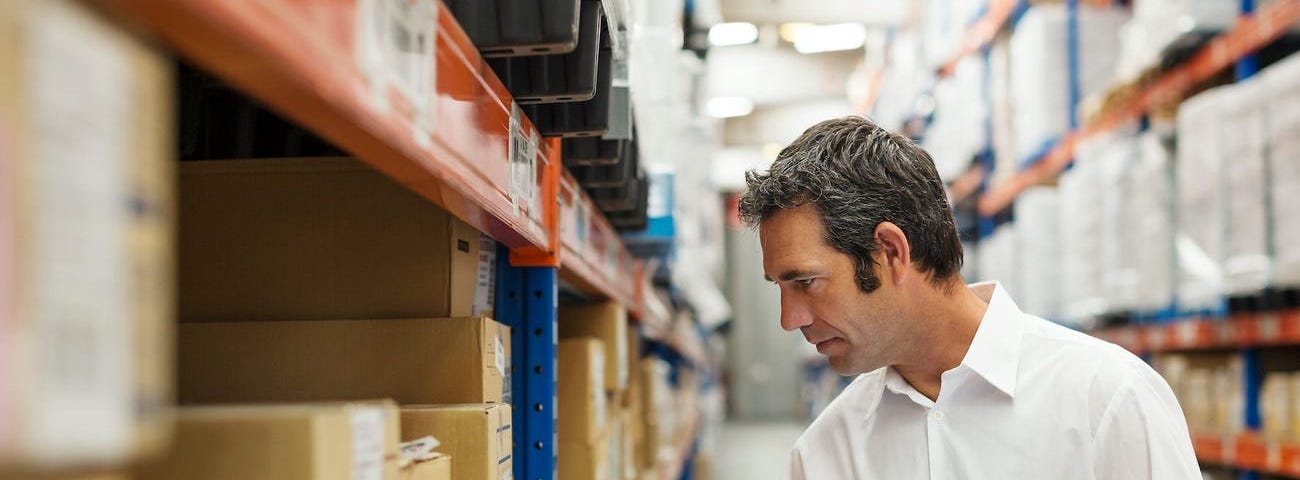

{"left": 623, "top": 327, "right": 642, "bottom": 409}
{"left": 560, "top": 302, "right": 630, "bottom": 393}
{"left": 559, "top": 433, "right": 611, "bottom": 480}
{"left": 400, "top": 405, "right": 512, "bottom": 480}
{"left": 179, "top": 317, "right": 510, "bottom": 405}
{"left": 178, "top": 157, "right": 495, "bottom": 322}
{"left": 399, "top": 454, "right": 451, "bottom": 480}
{"left": 4, "top": 471, "right": 133, "bottom": 480}
{"left": 0, "top": 0, "right": 174, "bottom": 468}
{"left": 559, "top": 339, "right": 608, "bottom": 443}
{"left": 135, "top": 401, "right": 400, "bottom": 480}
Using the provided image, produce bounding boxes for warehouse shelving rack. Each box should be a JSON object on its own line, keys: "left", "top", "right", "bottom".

{"left": 82, "top": 1, "right": 707, "bottom": 479}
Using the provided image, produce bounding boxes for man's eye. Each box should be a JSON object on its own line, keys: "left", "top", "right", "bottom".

{"left": 796, "top": 278, "right": 816, "bottom": 287}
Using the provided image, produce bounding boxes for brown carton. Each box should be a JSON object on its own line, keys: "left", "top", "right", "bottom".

{"left": 559, "top": 339, "right": 608, "bottom": 443}
{"left": 560, "top": 302, "right": 630, "bottom": 393}
{"left": 135, "top": 401, "right": 400, "bottom": 480}
{"left": 179, "top": 317, "right": 510, "bottom": 405}
{"left": 559, "top": 432, "right": 611, "bottom": 480}
{"left": 400, "top": 405, "right": 512, "bottom": 480}
{"left": 398, "top": 454, "right": 450, "bottom": 480}
{"left": 178, "top": 157, "right": 495, "bottom": 322}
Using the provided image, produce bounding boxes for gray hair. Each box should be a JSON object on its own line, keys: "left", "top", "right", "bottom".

{"left": 738, "top": 116, "right": 963, "bottom": 293}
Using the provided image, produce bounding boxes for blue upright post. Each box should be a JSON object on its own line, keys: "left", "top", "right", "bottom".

{"left": 1236, "top": 1, "right": 1261, "bottom": 478}
{"left": 497, "top": 244, "right": 559, "bottom": 480}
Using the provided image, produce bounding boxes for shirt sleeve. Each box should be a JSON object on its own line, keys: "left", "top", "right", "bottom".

{"left": 1092, "top": 366, "right": 1201, "bottom": 479}
{"left": 789, "top": 445, "right": 807, "bottom": 480}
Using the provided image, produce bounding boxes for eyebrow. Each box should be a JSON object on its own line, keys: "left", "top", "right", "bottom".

{"left": 763, "top": 270, "right": 818, "bottom": 283}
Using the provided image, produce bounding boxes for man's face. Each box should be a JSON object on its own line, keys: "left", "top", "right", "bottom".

{"left": 759, "top": 204, "right": 907, "bottom": 375}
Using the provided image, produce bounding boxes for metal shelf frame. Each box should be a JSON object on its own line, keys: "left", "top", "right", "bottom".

{"left": 79, "top": 1, "right": 709, "bottom": 479}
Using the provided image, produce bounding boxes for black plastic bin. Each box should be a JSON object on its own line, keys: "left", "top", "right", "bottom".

{"left": 562, "top": 136, "right": 626, "bottom": 166}
{"left": 444, "top": 0, "right": 582, "bottom": 57}
{"left": 487, "top": 0, "right": 602, "bottom": 103}
{"left": 521, "top": 41, "right": 613, "bottom": 137}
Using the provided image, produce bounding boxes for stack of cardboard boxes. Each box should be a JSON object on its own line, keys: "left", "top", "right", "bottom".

{"left": 146, "top": 156, "right": 512, "bottom": 480}
{"left": 0, "top": 0, "right": 173, "bottom": 477}
{"left": 557, "top": 302, "right": 627, "bottom": 480}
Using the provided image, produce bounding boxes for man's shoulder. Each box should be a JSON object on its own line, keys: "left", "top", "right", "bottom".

{"left": 794, "top": 368, "right": 885, "bottom": 452}
{"left": 1017, "top": 313, "right": 1162, "bottom": 397}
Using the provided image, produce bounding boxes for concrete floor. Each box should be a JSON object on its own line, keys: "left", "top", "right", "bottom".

{"left": 710, "top": 421, "right": 805, "bottom": 480}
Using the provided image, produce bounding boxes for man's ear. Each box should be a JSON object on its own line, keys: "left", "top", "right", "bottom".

{"left": 874, "top": 222, "right": 912, "bottom": 286}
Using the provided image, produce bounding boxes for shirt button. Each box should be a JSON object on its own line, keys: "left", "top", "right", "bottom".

{"left": 932, "top": 410, "right": 946, "bottom": 423}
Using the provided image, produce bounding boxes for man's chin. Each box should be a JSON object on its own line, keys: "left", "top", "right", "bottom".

{"left": 825, "top": 356, "right": 868, "bottom": 376}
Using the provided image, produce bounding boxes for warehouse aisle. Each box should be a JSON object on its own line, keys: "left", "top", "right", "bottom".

{"left": 711, "top": 421, "right": 805, "bottom": 480}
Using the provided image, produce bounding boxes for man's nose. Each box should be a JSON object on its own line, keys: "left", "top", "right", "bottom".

{"left": 779, "top": 293, "right": 814, "bottom": 331}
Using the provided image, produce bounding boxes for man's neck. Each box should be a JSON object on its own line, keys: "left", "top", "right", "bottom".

{"left": 893, "top": 282, "right": 990, "bottom": 402}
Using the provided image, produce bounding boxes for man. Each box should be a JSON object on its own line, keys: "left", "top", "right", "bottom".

{"left": 738, "top": 116, "right": 1199, "bottom": 479}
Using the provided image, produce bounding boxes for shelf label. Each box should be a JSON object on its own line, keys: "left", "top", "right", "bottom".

{"left": 1177, "top": 321, "right": 1198, "bottom": 346}
{"left": 356, "top": 0, "right": 437, "bottom": 133}
{"left": 507, "top": 102, "right": 538, "bottom": 216}
{"left": 1260, "top": 313, "right": 1281, "bottom": 343}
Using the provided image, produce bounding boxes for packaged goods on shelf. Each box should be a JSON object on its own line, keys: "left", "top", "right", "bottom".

{"left": 560, "top": 302, "right": 631, "bottom": 394}
{"left": 178, "top": 158, "right": 495, "bottom": 322}
{"left": 1060, "top": 139, "right": 1108, "bottom": 322}
{"left": 1218, "top": 78, "right": 1273, "bottom": 295}
{"left": 558, "top": 339, "right": 608, "bottom": 443}
{"left": 977, "top": 225, "right": 1018, "bottom": 300}
{"left": 1263, "top": 52, "right": 1300, "bottom": 288}
{"left": 1128, "top": 0, "right": 1237, "bottom": 74}
{"left": 923, "top": 57, "right": 988, "bottom": 181}
{"left": 400, "top": 404, "right": 512, "bottom": 480}
{"left": 1099, "top": 133, "right": 1142, "bottom": 313}
{"left": 559, "top": 431, "right": 611, "bottom": 480}
{"left": 1262, "top": 373, "right": 1295, "bottom": 442}
{"left": 1009, "top": 5, "right": 1127, "bottom": 163}
{"left": 1155, "top": 353, "right": 1242, "bottom": 435}
{"left": 1175, "top": 88, "right": 1229, "bottom": 312}
{"left": 178, "top": 317, "right": 511, "bottom": 405}
{"left": 1014, "top": 187, "right": 1062, "bottom": 321}
{"left": 136, "top": 401, "right": 401, "bottom": 480}
{"left": 0, "top": 0, "right": 174, "bottom": 468}
{"left": 1133, "top": 132, "right": 1178, "bottom": 313}
{"left": 637, "top": 359, "right": 673, "bottom": 470}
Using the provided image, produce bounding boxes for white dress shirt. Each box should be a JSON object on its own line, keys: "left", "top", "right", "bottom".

{"left": 789, "top": 282, "right": 1200, "bottom": 479}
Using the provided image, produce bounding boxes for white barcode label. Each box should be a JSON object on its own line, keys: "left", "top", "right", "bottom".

{"left": 474, "top": 233, "right": 496, "bottom": 316}
{"left": 26, "top": 0, "right": 134, "bottom": 464}
{"left": 507, "top": 103, "right": 538, "bottom": 214}
{"left": 356, "top": 0, "right": 437, "bottom": 130}
{"left": 574, "top": 198, "right": 589, "bottom": 243}
{"left": 350, "top": 407, "right": 387, "bottom": 480}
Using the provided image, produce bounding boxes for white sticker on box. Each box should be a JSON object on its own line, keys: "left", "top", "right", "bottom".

{"left": 474, "top": 233, "right": 496, "bottom": 316}
{"left": 350, "top": 407, "right": 386, "bottom": 480}
{"left": 494, "top": 336, "right": 506, "bottom": 376}
{"left": 399, "top": 436, "right": 441, "bottom": 462}
{"left": 355, "top": 0, "right": 438, "bottom": 132}
{"left": 26, "top": 0, "right": 134, "bottom": 464}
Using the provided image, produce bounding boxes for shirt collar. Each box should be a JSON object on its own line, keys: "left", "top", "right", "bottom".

{"left": 961, "top": 281, "right": 1024, "bottom": 398}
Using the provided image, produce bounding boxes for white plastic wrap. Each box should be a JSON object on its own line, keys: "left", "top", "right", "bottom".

{"left": 1218, "top": 78, "right": 1272, "bottom": 295}
{"left": 978, "top": 224, "right": 1019, "bottom": 299}
{"left": 1009, "top": 5, "right": 1128, "bottom": 162}
{"left": 1060, "top": 136, "right": 1109, "bottom": 322}
{"left": 1134, "top": 0, "right": 1237, "bottom": 69}
{"left": 1263, "top": 51, "right": 1300, "bottom": 287}
{"left": 1014, "top": 187, "right": 1061, "bottom": 321}
{"left": 923, "top": 56, "right": 988, "bottom": 181}
{"left": 1175, "top": 87, "right": 1227, "bottom": 311}
{"left": 1099, "top": 133, "right": 1142, "bottom": 312}
{"left": 1133, "top": 132, "right": 1178, "bottom": 312}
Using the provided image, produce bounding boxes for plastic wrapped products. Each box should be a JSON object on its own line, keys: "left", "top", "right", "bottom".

{"left": 1099, "top": 133, "right": 1142, "bottom": 313}
{"left": 1014, "top": 187, "right": 1062, "bottom": 321}
{"left": 1218, "top": 78, "right": 1272, "bottom": 295}
{"left": 1060, "top": 136, "right": 1109, "bottom": 322}
{"left": 977, "top": 224, "right": 1019, "bottom": 301}
{"left": 1009, "top": 5, "right": 1128, "bottom": 163}
{"left": 1133, "top": 132, "right": 1178, "bottom": 313}
{"left": 1264, "top": 51, "right": 1300, "bottom": 288}
{"left": 1175, "top": 87, "right": 1228, "bottom": 312}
